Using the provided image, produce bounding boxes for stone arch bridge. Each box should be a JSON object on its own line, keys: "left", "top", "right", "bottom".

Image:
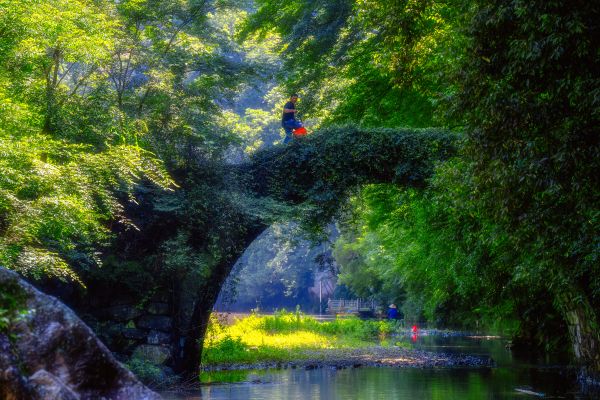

{"left": 61, "top": 126, "right": 457, "bottom": 376}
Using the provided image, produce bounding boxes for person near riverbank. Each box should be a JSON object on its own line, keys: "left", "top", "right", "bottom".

{"left": 387, "top": 304, "right": 398, "bottom": 319}
{"left": 281, "top": 94, "right": 303, "bottom": 143}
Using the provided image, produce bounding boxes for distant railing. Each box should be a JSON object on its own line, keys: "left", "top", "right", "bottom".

{"left": 326, "top": 299, "right": 378, "bottom": 315}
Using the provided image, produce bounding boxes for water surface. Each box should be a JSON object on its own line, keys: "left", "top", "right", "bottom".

{"left": 163, "top": 334, "right": 592, "bottom": 399}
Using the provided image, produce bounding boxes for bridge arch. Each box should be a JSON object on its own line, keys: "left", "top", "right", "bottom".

{"left": 177, "top": 126, "right": 457, "bottom": 374}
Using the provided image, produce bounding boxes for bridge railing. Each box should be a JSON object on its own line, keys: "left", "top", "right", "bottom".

{"left": 326, "top": 299, "right": 378, "bottom": 315}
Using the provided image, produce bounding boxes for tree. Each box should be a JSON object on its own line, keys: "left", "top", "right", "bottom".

{"left": 2, "top": 0, "right": 116, "bottom": 134}
{"left": 459, "top": 0, "right": 600, "bottom": 374}
{"left": 0, "top": 0, "right": 172, "bottom": 282}
{"left": 241, "top": 0, "right": 467, "bottom": 127}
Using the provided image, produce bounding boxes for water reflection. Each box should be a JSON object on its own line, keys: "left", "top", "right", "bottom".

{"left": 163, "top": 336, "right": 592, "bottom": 400}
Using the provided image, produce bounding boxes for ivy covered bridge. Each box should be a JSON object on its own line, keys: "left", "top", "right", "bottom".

{"left": 47, "top": 126, "right": 456, "bottom": 377}
{"left": 178, "top": 126, "right": 457, "bottom": 374}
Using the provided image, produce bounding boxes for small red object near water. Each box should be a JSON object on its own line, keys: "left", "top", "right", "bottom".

{"left": 411, "top": 325, "right": 418, "bottom": 333}
{"left": 293, "top": 126, "right": 307, "bottom": 136}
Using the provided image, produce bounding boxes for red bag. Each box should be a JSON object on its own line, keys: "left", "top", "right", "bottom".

{"left": 293, "top": 126, "right": 307, "bottom": 136}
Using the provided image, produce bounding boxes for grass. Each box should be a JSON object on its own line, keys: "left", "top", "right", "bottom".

{"left": 201, "top": 310, "right": 400, "bottom": 366}
{"left": 200, "top": 370, "right": 252, "bottom": 384}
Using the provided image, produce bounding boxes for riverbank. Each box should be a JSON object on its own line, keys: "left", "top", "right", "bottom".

{"left": 202, "top": 345, "right": 494, "bottom": 372}
{"left": 158, "top": 315, "right": 597, "bottom": 399}
{"left": 201, "top": 312, "right": 494, "bottom": 372}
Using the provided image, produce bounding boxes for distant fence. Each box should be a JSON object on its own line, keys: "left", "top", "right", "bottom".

{"left": 326, "top": 299, "right": 378, "bottom": 315}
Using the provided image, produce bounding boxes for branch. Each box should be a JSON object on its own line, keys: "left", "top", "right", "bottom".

{"left": 137, "top": 1, "right": 208, "bottom": 114}
{"left": 56, "top": 62, "right": 76, "bottom": 87}
{"left": 56, "top": 65, "right": 99, "bottom": 107}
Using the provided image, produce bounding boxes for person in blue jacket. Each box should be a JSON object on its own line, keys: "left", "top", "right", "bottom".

{"left": 387, "top": 304, "right": 398, "bottom": 319}
{"left": 281, "top": 94, "right": 303, "bottom": 143}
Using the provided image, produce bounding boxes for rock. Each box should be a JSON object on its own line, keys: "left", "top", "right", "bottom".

{"left": 88, "top": 290, "right": 137, "bottom": 309}
{"left": 103, "top": 305, "right": 144, "bottom": 322}
{"left": 0, "top": 267, "right": 161, "bottom": 400}
{"left": 122, "top": 328, "right": 147, "bottom": 341}
{"left": 147, "top": 330, "right": 170, "bottom": 345}
{"left": 0, "top": 334, "right": 35, "bottom": 400}
{"left": 146, "top": 302, "right": 169, "bottom": 316}
{"left": 133, "top": 344, "right": 171, "bottom": 365}
{"left": 136, "top": 315, "right": 172, "bottom": 332}
{"left": 28, "top": 370, "right": 79, "bottom": 400}
{"left": 91, "top": 321, "right": 125, "bottom": 349}
{"left": 578, "top": 367, "right": 600, "bottom": 394}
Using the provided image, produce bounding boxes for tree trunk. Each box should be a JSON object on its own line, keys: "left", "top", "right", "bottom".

{"left": 43, "top": 48, "right": 61, "bottom": 134}
{"left": 556, "top": 287, "right": 600, "bottom": 385}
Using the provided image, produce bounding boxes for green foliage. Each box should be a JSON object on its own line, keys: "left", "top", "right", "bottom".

{"left": 329, "top": 0, "right": 599, "bottom": 357}
{"left": 202, "top": 311, "right": 398, "bottom": 366}
{"left": 0, "top": 0, "right": 118, "bottom": 135}
{"left": 458, "top": 0, "right": 600, "bottom": 301}
{"left": 0, "top": 0, "right": 174, "bottom": 283}
{"left": 202, "top": 334, "right": 250, "bottom": 365}
{"left": 245, "top": 125, "right": 457, "bottom": 231}
{"left": 0, "top": 133, "right": 172, "bottom": 282}
{"left": 457, "top": 0, "right": 600, "bottom": 357}
{"left": 0, "top": 277, "right": 28, "bottom": 335}
{"left": 0, "top": 0, "right": 260, "bottom": 285}
{"left": 108, "top": 0, "right": 260, "bottom": 167}
{"left": 126, "top": 357, "right": 170, "bottom": 386}
{"left": 335, "top": 163, "right": 528, "bottom": 332}
{"left": 241, "top": 0, "right": 469, "bottom": 127}
{"left": 261, "top": 311, "right": 396, "bottom": 342}
{"left": 200, "top": 370, "right": 250, "bottom": 384}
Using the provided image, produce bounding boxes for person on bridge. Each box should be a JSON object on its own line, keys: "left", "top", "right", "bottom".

{"left": 281, "top": 94, "right": 303, "bottom": 144}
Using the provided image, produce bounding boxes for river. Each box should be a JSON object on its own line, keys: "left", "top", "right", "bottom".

{"left": 162, "top": 333, "right": 594, "bottom": 399}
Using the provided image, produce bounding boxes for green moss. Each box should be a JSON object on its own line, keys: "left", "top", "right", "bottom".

{"left": 126, "top": 356, "right": 180, "bottom": 387}
{"left": 126, "top": 357, "right": 163, "bottom": 384}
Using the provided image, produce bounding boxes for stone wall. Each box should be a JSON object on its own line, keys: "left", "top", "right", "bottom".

{"left": 85, "top": 296, "right": 178, "bottom": 381}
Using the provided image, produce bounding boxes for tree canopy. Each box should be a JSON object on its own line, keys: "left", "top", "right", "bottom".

{"left": 0, "top": 0, "right": 598, "bottom": 381}
{"left": 244, "top": 0, "right": 600, "bottom": 374}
